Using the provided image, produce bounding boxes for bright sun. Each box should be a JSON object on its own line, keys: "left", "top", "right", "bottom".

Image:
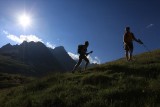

{"left": 18, "top": 14, "right": 31, "bottom": 28}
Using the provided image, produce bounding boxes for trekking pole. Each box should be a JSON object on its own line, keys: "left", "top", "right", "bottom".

{"left": 138, "top": 39, "right": 151, "bottom": 53}
{"left": 142, "top": 44, "right": 151, "bottom": 53}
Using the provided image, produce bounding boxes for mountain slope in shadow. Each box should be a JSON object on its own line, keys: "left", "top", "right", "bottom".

{"left": 0, "top": 41, "right": 76, "bottom": 76}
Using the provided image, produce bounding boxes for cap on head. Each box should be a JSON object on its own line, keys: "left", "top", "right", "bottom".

{"left": 85, "top": 41, "right": 89, "bottom": 46}
{"left": 125, "top": 27, "right": 130, "bottom": 31}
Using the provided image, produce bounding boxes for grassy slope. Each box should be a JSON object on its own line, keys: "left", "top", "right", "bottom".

{"left": 0, "top": 55, "right": 32, "bottom": 75}
{"left": 0, "top": 73, "right": 32, "bottom": 89}
{"left": 0, "top": 50, "right": 160, "bottom": 107}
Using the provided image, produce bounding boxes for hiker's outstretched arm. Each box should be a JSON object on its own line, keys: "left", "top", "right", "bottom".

{"left": 132, "top": 34, "right": 139, "bottom": 42}
{"left": 132, "top": 34, "right": 143, "bottom": 44}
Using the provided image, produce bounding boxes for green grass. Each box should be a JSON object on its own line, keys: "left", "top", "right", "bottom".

{"left": 0, "top": 55, "right": 32, "bottom": 75}
{"left": 0, "top": 50, "right": 160, "bottom": 107}
{"left": 0, "top": 73, "right": 33, "bottom": 89}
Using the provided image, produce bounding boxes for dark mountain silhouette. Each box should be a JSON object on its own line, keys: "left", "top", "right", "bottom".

{"left": 49, "top": 46, "right": 76, "bottom": 71}
{"left": 0, "top": 41, "right": 76, "bottom": 76}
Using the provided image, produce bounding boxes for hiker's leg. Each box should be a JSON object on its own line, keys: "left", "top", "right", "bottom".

{"left": 84, "top": 56, "right": 89, "bottom": 70}
{"left": 125, "top": 50, "right": 129, "bottom": 61}
{"left": 124, "top": 44, "right": 129, "bottom": 61}
{"left": 128, "top": 42, "right": 133, "bottom": 61}
{"left": 129, "top": 49, "right": 133, "bottom": 61}
{"left": 129, "top": 44, "right": 133, "bottom": 61}
{"left": 72, "top": 58, "right": 82, "bottom": 72}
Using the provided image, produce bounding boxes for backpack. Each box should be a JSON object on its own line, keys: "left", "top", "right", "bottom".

{"left": 77, "top": 45, "right": 83, "bottom": 54}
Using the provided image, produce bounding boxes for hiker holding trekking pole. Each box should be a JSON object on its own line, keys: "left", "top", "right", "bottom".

{"left": 123, "top": 27, "right": 143, "bottom": 61}
{"left": 72, "top": 41, "right": 93, "bottom": 73}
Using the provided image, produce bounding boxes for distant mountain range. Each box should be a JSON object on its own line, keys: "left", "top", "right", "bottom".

{"left": 0, "top": 41, "right": 76, "bottom": 76}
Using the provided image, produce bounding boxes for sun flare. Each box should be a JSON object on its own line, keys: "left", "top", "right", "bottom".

{"left": 18, "top": 14, "right": 31, "bottom": 28}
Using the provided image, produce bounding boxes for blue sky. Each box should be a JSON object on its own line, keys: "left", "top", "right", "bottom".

{"left": 0, "top": 0, "right": 160, "bottom": 63}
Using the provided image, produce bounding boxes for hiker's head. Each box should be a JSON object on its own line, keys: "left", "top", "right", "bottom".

{"left": 85, "top": 41, "right": 89, "bottom": 46}
{"left": 125, "top": 27, "right": 130, "bottom": 32}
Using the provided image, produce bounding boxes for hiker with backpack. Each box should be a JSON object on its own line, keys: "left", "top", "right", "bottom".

{"left": 123, "top": 27, "right": 143, "bottom": 61}
{"left": 72, "top": 41, "right": 93, "bottom": 73}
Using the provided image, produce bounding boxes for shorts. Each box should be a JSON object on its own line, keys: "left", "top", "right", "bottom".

{"left": 79, "top": 54, "right": 89, "bottom": 63}
{"left": 79, "top": 54, "right": 87, "bottom": 59}
{"left": 124, "top": 42, "right": 133, "bottom": 51}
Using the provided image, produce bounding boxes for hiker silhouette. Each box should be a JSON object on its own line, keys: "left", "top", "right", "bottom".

{"left": 123, "top": 27, "right": 143, "bottom": 61}
{"left": 72, "top": 41, "right": 93, "bottom": 73}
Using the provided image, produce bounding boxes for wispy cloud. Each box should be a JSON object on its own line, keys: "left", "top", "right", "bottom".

{"left": 94, "top": 56, "right": 101, "bottom": 64}
{"left": 146, "top": 24, "right": 154, "bottom": 28}
{"left": 46, "top": 42, "right": 56, "bottom": 49}
{"left": 68, "top": 52, "right": 79, "bottom": 60}
{"left": 68, "top": 52, "right": 101, "bottom": 64}
{"left": 3, "top": 30, "right": 43, "bottom": 44}
{"left": 6, "top": 34, "right": 23, "bottom": 43}
{"left": 87, "top": 55, "right": 101, "bottom": 64}
{"left": 7, "top": 34, "right": 43, "bottom": 43}
{"left": 3, "top": 30, "right": 56, "bottom": 49}
{"left": 3, "top": 30, "right": 9, "bottom": 35}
